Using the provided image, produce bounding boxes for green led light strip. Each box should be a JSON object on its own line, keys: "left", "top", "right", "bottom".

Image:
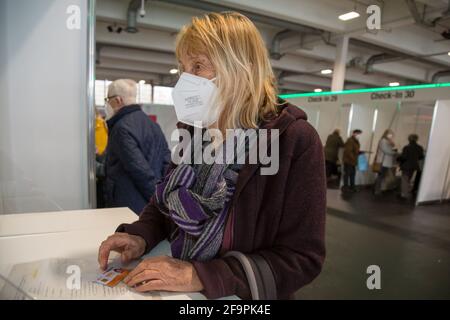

{"left": 278, "top": 82, "right": 450, "bottom": 99}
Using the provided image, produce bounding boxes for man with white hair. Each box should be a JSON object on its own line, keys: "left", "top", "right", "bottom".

{"left": 104, "top": 79, "right": 170, "bottom": 214}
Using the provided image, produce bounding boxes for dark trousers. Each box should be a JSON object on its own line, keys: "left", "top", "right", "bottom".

{"left": 326, "top": 160, "right": 338, "bottom": 178}
{"left": 401, "top": 170, "right": 415, "bottom": 198}
{"left": 96, "top": 177, "right": 105, "bottom": 208}
{"left": 413, "top": 170, "right": 422, "bottom": 194}
{"left": 343, "top": 164, "right": 356, "bottom": 189}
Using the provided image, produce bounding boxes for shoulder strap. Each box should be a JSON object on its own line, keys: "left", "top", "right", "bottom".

{"left": 224, "top": 251, "right": 260, "bottom": 300}
{"left": 250, "top": 254, "right": 277, "bottom": 300}
{"left": 224, "top": 251, "right": 277, "bottom": 300}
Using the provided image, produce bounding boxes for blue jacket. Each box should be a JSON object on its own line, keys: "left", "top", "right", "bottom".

{"left": 104, "top": 105, "right": 171, "bottom": 214}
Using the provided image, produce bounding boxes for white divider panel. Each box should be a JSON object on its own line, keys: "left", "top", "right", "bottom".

{"left": 141, "top": 104, "right": 178, "bottom": 149}
{"left": 297, "top": 104, "right": 344, "bottom": 146}
{"left": 390, "top": 102, "right": 434, "bottom": 151}
{"left": 349, "top": 103, "right": 383, "bottom": 154}
{"left": 417, "top": 100, "right": 450, "bottom": 204}
{"left": 0, "top": 0, "right": 92, "bottom": 214}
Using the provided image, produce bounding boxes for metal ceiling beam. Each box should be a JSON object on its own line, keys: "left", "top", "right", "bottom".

{"left": 159, "top": 0, "right": 323, "bottom": 34}
{"left": 161, "top": 0, "right": 447, "bottom": 71}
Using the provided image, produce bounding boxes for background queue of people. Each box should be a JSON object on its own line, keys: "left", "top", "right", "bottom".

{"left": 324, "top": 128, "right": 425, "bottom": 200}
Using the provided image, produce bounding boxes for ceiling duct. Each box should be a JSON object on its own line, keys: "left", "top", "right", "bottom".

{"left": 432, "top": 0, "right": 450, "bottom": 26}
{"left": 348, "top": 56, "right": 364, "bottom": 69}
{"left": 270, "top": 30, "right": 302, "bottom": 60}
{"left": 276, "top": 70, "right": 303, "bottom": 84}
{"left": 126, "top": 0, "right": 147, "bottom": 33}
{"left": 351, "top": 38, "right": 449, "bottom": 70}
{"left": 365, "top": 53, "right": 399, "bottom": 74}
{"left": 404, "top": 0, "right": 434, "bottom": 27}
{"left": 431, "top": 69, "right": 450, "bottom": 83}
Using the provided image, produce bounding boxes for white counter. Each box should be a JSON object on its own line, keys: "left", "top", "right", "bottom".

{"left": 0, "top": 208, "right": 235, "bottom": 300}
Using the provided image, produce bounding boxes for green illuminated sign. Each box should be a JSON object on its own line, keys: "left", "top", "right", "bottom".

{"left": 278, "top": 82, "right": 450, "bottom": 99}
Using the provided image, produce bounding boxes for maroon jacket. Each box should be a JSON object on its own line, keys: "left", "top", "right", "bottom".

{"left": 117, "top": 101, "right": 326, "bottom": 299}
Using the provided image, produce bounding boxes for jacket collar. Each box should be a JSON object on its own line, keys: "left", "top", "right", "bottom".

{"left": 232, "top": 99, "right": 306, "bottom": 203}
{"left": 174, "top": 99, "right": 307, "bottom": 204}
{"left": 107, "top": 104, "right": 142, "bottom": 129}
{"left": 175, "top": 99, "right": 307, "bottom": 136}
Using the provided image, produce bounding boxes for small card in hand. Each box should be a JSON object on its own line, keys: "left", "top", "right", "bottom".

{"left": 95, "top": 267, "right": 130, "bottom": 287}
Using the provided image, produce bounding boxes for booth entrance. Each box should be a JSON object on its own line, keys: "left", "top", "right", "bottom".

{"left": 281, "top": 83, "right": 450, "bottom": 205}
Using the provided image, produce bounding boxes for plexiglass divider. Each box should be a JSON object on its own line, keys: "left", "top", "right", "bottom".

{"left": 0, "top": 0, "right": 95, "bottom": 214}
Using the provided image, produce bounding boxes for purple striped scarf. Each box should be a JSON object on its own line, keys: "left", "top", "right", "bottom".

{"left": 154, "top": 162, "right": 240, "bottom": 261}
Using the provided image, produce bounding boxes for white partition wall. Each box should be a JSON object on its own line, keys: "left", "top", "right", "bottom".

{"left": 297, "top": 103, "right": 346, "bottom": 145}
{"left": 348, "top": 103, "right": 377, "bottom": 153}
{"left": 347, "top": 103, "right": 381, "bottom": 185}
{"left": 391, "top": 102, "right": 434, "bottom": 151}
{"left": 141, "top": 104, "right": 178, "bottom": 149}
{"left": 417, "top": 100, "right": 450, "bottom": 204}
{"left": 444, "top": 159, "right": 450, "bottom": 201}
{"left": 0, "top": 0, "right": 95, "bottom": 214}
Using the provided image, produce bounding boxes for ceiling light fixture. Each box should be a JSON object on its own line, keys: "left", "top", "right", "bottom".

{"left": 169, "top": 68, "right": 178, "bottom": 75}
{"left": 389, "top": 82, "right": 400, "bottom": 87}
{"left": 339, "top": 1, "right": 360, "bottom": 22}
{"left": 339, "top": 11, "right": 360, "bottom": 21}
{"left": 314, "top": 88, "right": 323, "bottom": 93}
{"left": 321, "top": 69, "right": 333, "bottom": 75}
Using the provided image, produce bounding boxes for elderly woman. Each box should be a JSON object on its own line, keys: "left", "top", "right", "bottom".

{"left": 374, "top": 129, "right": 398, "bottom": 195}
{"left": 98, "top": 12, "right": 326, "bottom": 300}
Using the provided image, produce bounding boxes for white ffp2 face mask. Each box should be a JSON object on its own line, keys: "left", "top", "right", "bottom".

{"left": 105, "top": 103, "right": 115, "bottom": 120}
{"left": 171, "top": 72, "right": 220, "bottom": 128}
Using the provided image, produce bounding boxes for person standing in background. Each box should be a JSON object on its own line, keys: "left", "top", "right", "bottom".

{"left": 374, "top": 129, "right": 398, "bottom": 196}
{"left": 324, "top": 129, "right": 344, "bottom": 187}
{"left": 104, "top": 79, "right": 171, "bottom": 214}
{"left": 95, "top": 109, "right": 108, "bottom": 156}
{"left": 399, "top": 134, "right": 424, "bottom": 199}
{"left": 95, "top": 109, "right": 108, "bottom": 208}
{"left": 343, "top": 129, "right": 362, "bottom": 193}
{"left": 412, "top": 154, "right": 425, "bottom": 196}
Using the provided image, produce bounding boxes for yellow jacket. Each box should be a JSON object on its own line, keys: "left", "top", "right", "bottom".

{"left": 95, "top": 116, "right": 108, "bottom": 155}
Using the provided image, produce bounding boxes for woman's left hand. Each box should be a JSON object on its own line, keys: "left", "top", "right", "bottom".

{"left": 124, "top": 256, "right": 204, "bottom": 293}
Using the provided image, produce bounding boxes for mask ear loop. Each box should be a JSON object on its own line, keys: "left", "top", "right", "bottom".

{"left": 204, "top": 87, "right": 221, "bottom": 129}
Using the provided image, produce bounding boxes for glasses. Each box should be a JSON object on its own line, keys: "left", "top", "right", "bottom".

{"left": 104, "top": 95, "right": 118, "bottom": 103}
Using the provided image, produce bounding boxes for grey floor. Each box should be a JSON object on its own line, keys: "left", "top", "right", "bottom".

{"left": 295, "top": 188, "right": 450, "bottom": 299}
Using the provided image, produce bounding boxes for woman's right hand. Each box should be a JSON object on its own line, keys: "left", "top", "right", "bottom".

{"left": 98, "top": 232, "right": 146, "bottom": 270}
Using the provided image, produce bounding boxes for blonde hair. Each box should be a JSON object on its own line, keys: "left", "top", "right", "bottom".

{"left": 382, "top": 129, "right": 394, "bottom": 139}
{"left": 381, "top": 129, "right": 395, "bottom": 146}
{"left": 175, "top": 12, "right": 279, "bottom": 133}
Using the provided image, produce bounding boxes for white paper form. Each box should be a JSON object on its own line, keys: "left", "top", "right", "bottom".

{"left": 0, "top": 258, "right": 164, "bottom": 300}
